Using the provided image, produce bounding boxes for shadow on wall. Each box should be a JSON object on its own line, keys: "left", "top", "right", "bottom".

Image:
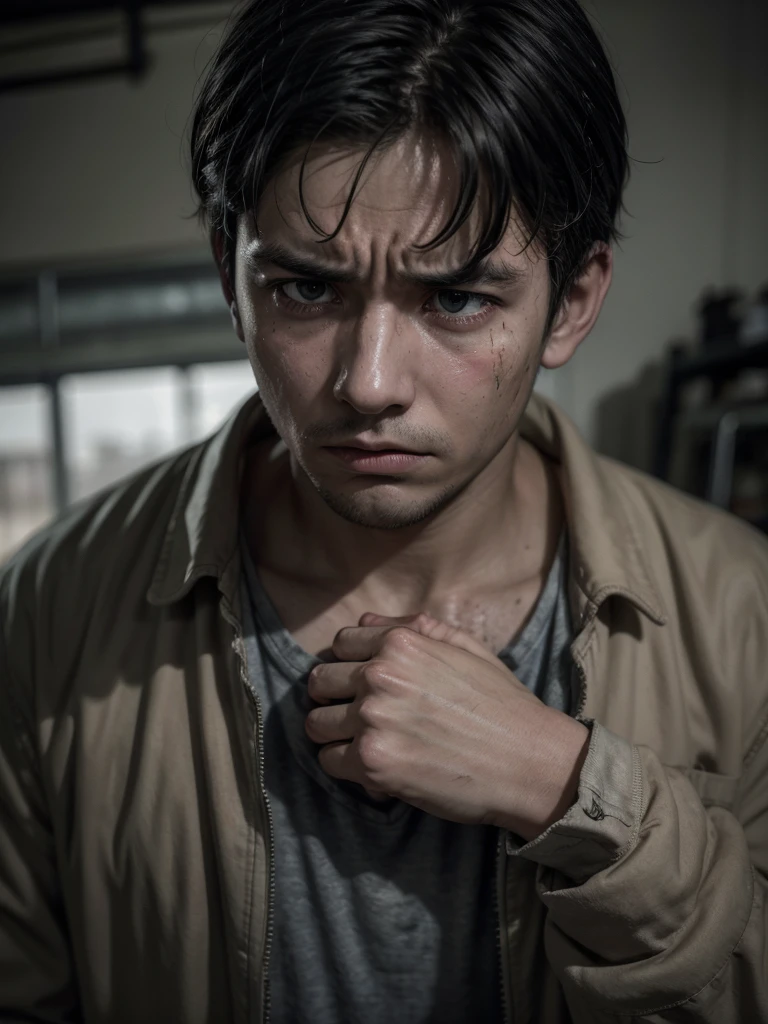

{"left": 592, "top": 360, "right": 666, "bottom": 476}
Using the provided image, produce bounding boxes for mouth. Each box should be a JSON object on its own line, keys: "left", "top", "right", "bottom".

{"left": 322, "top": 443, "right": 430, "bottom": 475}
{"left": 331, "top": 438, "right": 425, "bottom": 454}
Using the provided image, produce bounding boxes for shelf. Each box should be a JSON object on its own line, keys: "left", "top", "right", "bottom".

{"left": 654, "top": 337, "right": 768, "bottom": 482}
{"left": 670, "top": 337, "right": 768, "bottom": 381}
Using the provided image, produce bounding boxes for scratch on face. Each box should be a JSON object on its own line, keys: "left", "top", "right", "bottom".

{"left": 489, "top": 328, "right": 504, "bottom": 391}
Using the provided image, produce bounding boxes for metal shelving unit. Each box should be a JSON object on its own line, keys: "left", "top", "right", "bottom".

{"left": 654, "top": 337, "right": 768, "bottom": 532}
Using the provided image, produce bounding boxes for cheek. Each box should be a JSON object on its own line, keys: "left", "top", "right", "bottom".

{"left": 244, "top": 311, "right": 337, "bottom": 420}
{"left": 450, "top": 329, "right": 534, "bottom": 406}
{"left": 440, "top": 328, "right": 538, "bottom": 449}
{"left": 494, "top": 340, "right": 536, "bottom": 405}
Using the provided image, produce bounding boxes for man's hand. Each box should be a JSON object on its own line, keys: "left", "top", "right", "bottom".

{"left": 305, "top": 612, "right": 590, "bottom": 841}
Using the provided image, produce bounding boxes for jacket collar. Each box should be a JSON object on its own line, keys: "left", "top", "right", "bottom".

{"left": 147, "top": 390, "right": 666, "bottom": 626}
{"left": 147, "top": 393, "right": 271, "bottom": 607}
{"left": 520, "top": 395, "right": 666, "bottom": 627}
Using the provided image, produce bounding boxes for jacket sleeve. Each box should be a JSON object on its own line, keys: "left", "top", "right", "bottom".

{"left": 0, "top": 580, "right": 81, "bottom": 1021}
{"left": 507, "top": 718, "right": 768, "bottom": 1023}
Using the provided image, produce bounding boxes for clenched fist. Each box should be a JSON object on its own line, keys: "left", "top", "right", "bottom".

{"left": 305, "top": 611, "right": 590, "bottom": 841}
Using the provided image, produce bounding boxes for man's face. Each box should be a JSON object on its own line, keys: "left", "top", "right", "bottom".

{"left": 230, "top": 133, "right": 555, "bottom": 530}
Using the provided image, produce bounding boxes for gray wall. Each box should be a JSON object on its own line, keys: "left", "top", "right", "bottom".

{"left": 572, "top": 0, "right": 768, "bottom": 454}
{"left": 1, "top": 0, "right": 767, "bottom": 447}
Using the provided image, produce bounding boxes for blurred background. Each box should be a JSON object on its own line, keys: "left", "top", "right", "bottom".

{"left": 0, "top": 0, "right": 767, "bottom": 563}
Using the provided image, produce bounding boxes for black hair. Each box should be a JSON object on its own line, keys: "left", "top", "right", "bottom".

{"left": 190, "top": 0, "right": 629, "bottom": 329}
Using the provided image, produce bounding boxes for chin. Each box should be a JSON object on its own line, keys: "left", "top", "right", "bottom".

{"left": 316, "top": 481, "right": 459, "bottom": 531}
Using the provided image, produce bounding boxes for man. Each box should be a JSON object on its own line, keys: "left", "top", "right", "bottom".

{"left": 1, "top": 0, "right": 766, "bottom": 1021}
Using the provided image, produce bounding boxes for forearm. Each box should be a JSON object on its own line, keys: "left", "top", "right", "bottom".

{"left": 495, "top": 710, "right": 591, "bottom": 843}
{"left": 507, "top": 721, "right": 768, "bottom": 1022}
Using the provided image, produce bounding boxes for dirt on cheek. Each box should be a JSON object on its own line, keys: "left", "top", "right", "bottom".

{"left": 491, "top": 321, "right": 535, "bottom": 406}
{"left": 491, "top": 326, "right": 516, "bottom": 393}
{"left": 490, "top": 328, "right": 503, "bottom": 391}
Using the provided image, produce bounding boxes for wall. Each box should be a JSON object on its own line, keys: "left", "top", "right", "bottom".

{"left": 0, "top": 9, "right": 223, "bottom": 267}
{"left": 1, "top": 0, "right": 767, "bottom": 450}
{"left": 572, "top": 0, "right": 768, "bottom": 454}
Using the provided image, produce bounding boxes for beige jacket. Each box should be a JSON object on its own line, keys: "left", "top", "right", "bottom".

{"left": 1, "top": 392, "right": 767, "bottom": 1024}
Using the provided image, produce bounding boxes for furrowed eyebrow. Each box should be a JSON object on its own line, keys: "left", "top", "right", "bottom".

{"left": 243, "top": 241, "right": 526, "bottom": 289}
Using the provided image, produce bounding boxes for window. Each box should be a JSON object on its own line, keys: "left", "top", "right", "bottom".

{"left": 0, "top": 385, "right": 54, "bottom": 563}
{"left": 187, "top": 360, "right": 255, "bottom": 441}
{"left": 0, "top": 261, "right": 251, "bottom": 559}
{"left": 0, "top": 361, "right": 257, "bottom": 560}
{"left": 61, "top": 362, "right": 256, "bottom": 504}
{"left": 62, "top": 368, "right": 181, "bottom": 503}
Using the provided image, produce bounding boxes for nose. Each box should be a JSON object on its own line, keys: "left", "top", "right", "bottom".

{"left": 332, "top": 305, "right": 415, "bottom": 416}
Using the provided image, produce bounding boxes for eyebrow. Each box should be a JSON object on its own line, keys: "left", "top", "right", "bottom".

{"left": 243, "top": 240, "right": 527, "bottom": 289}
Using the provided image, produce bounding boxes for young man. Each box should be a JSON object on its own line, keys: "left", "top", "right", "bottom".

{"left": 1, "top": 0, "right": 766, "bottom": 1021}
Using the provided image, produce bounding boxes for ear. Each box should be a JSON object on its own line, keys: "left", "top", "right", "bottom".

{"left": 540, "top": 243, "right": 613, "bottom": 370}
{"left": 212, "top": 227, "right": 244, "bottom": 343}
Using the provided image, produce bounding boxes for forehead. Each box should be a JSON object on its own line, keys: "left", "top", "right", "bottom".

{"left": 252, "top": 132, "right": 538, "bottom": 271}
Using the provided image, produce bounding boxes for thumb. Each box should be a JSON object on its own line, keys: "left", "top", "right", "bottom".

{"left": 358, "top": 611, "right": 503, "bottom": 667}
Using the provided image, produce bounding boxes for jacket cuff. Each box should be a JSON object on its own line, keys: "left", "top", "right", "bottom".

{"left": 505, "top": 720, "right": 643, "bottom": 884}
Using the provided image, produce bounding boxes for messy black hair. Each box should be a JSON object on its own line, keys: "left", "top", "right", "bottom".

{"left": 190, "top": 0, "right": 629, "bottom": 330}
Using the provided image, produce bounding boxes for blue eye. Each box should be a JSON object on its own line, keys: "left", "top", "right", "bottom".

{"left": 269, "top": 278, "right": 498, "bottom": 326}
{"left": 433, "top": 290, "right": 487, "bottom": 316}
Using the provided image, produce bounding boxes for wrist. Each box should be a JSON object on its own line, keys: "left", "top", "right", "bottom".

{"left": 497, "top": 713, "right": 591, "bottom": 843}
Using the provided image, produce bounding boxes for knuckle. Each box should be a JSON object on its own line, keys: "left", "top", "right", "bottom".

{"left": 357, "top": 731, "right": 390, "bottom": 772}
{"left": 361, "top": 659, "right": 388, "bottom": 689}
{"left": 384, "top": 626, "right": 416, "bottom": 652}
{"left": 357, "top": 695, "right": 386, "bottom": 727}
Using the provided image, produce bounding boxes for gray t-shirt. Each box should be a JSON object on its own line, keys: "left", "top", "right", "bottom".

{"left": 240, "top": 535, "right": 574, "bottom": 1024}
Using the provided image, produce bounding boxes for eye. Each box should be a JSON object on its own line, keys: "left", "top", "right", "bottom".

{"left": 280, "top": 280, "right": 335, "bottom": 305}
{"left": 431, "top": 289, "right": 488, "bottom": 317}
{"left": 267, "top": 278, "right": 499, "bottom": 326}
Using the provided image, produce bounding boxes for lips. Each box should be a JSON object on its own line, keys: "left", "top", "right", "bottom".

{"left": 322, "top": 445, "right": 429, "bottom": 474}
{"left": 333, "top": 440, "right": 423, "bottom": 455}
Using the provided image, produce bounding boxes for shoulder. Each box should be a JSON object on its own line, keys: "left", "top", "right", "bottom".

{"left": 526, "top": 394, "right": 768, "bottom": 757}
{"left": 604, "top": 454, "right": 768, "bottom": 587}
{"left": 1, "top": 442, "right": 199, "bottom": 590}
{"left": 527, "top": 392, "right": 768, "bottom": 586}
{"left": 0, "top": 443, "right": 201, "bottom": 688}
{"left": 590, "top": 456, "right": 768, "bottom": 767}
{"left": 597, "top": 456, "right": 768, "bottom": 703}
